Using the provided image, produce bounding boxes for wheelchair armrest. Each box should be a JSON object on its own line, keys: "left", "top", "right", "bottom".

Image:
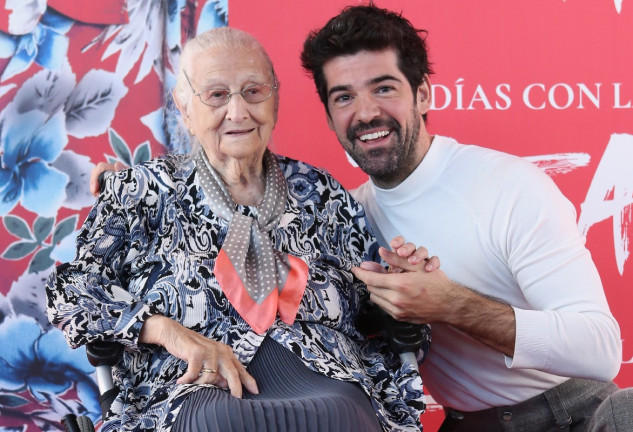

{"left": 356, "top": 302, "right": 425, "bottom": 366}
{"left": 59, "top": 343, "right": 122, "bottom": 430}
{"left": 86, "top": 341, "right": 122, "bottom": 398}
{"left": 86, "top": 341, "right": 123, "bottom": 368}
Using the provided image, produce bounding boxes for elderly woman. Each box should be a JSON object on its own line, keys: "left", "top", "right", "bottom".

{"left": 47, "top": 27, "right": 430, "bottom": 432}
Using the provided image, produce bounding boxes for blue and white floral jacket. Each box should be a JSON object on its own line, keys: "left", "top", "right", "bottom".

{"left": 46, "top": 153, "right": 429, "bottom": 431}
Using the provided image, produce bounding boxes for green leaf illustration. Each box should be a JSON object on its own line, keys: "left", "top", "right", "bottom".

{"left": 29, "top": 247, "right": 54, "bottom": 273}
{"left": 52, "top": 215, "right": 79, "bottom": 245}
{"left": 2, "top": 241, "right": 39, "bottom": 260}
{"left": 109, "top": 128, "right": 133, "bottom": 166}
{"left": 33, "top": 217, "right": 55, "bottom": 243}
{"left": 3, "top": 215, "right": 33, "bottom": 240}
{"left": 133, "top": 141, "right": 151, "bottom": 165}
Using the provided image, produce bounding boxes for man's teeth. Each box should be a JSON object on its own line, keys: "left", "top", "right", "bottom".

{"left": 359, "top": 130, "right": 389, "bottom": 142}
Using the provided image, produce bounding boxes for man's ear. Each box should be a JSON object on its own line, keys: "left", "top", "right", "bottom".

{"left": 417, "top": 74, "right": 432, "bottom": 114}
{"left": 326, "top": 111, "right": 335, "bottom": 131}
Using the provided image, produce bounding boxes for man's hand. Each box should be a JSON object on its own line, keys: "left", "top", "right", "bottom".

{"left": 353, "top": 237, "right": 517, "bottom": 356}
{"left": 354, "top": 245, "right": 456, "bottom": 324}
{"left": 90, "top": 161, "right": 127, "bottom": 197}
{"left": 359, "top": 236, "right": 440, "bottom": 274}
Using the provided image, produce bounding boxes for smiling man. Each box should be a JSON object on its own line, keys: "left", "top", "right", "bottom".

{"left": 323, "top": 48, "right": 427, "bottom": 189}
{"left": 301, "top": 4, "right": 632, "bottom": 432}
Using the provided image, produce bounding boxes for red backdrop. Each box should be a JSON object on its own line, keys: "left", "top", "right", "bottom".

{"left": 231, "top": 0, "right": 633, "bottom": 429}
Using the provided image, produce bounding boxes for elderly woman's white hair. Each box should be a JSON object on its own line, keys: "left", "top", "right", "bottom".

{"left": 173, "top": 27, "right": 278, "bottom": 111}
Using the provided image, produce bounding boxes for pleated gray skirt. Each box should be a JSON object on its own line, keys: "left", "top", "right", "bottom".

{"left": 172, "top": 336, "right": 383, "bottom": 431}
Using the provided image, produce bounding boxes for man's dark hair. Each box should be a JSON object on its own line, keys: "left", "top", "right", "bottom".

{"left": 301, "top": 4, "right": 433, "bottom": 116}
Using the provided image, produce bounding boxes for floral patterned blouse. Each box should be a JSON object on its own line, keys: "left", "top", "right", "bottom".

{"left": 46, "top": 153, "right": 429, "bottom": 431}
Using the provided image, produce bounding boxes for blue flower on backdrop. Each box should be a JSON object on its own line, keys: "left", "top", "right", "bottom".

{"left": 0, "top": 110, "right": 69, "bottom": 216}
{"left": 0, "top": 315, "right": 100, "bottom": 423}
{"left": 0, "top": 9, "right": 73, "bottom": 81}
{"left": 197, "top": 0, "right": 228, "bottom": 34}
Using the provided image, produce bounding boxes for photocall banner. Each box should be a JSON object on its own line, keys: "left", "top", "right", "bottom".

{"left": 0, "top": 0, "right": 630, "bottom": 430}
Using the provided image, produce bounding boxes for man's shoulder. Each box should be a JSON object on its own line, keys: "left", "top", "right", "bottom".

{"left": 439, "top": 136, "right": 538, "bottom": 178}
{"left": 350, "top": 181, "right": 372, "bottom": 205}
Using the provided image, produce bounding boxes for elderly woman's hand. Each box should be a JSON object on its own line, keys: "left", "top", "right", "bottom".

{"left": 139, "top": 315, "right": 259, "bottom": 398}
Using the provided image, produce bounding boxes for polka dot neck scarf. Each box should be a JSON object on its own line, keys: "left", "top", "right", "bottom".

{"left": 195, "top": 149, "right": 308, "bottom": 334}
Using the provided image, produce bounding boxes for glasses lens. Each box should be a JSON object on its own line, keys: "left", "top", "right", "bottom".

{"left": 202, "top": 89, "right": 230, "bottom": 107}
{"left": 242, "top": 84, "right": 273, "bottom": 104}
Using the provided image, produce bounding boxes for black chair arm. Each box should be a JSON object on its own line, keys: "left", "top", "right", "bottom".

{"left": 86, "top": 341, "right": 123, "bottom": 368}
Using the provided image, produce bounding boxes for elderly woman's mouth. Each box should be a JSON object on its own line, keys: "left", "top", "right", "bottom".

{"left": 227, "top": 128, "right": 256, "bottom": 135}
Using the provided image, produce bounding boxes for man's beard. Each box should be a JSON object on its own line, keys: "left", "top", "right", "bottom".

{"left": 344, "top": 110, "right": 421, "bottom": 184}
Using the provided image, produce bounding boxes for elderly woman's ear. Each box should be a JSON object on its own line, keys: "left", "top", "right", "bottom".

{"left": 273, "top": 81, "right": 280, "bottom": 126}
{"left": 172, "top": 89, "right": 193, "bottom": 134}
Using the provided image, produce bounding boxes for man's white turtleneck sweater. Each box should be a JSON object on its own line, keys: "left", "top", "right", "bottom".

{"left": 352, "top": 135, "right": 621, "bottom": 411}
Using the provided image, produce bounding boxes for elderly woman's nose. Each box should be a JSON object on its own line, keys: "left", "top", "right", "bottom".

{"left": 225, "top": 94, "right": 250, "bottom": 120}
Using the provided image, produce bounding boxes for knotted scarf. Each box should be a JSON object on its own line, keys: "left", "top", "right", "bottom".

{"left": 195, "top": 149, "right": 308, "bottom": 334}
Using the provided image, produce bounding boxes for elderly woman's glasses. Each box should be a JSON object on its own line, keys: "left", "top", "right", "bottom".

{"left": 183, "top": 70, "right": 277, "bottom": 108}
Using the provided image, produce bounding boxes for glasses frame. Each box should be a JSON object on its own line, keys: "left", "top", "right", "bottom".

{"left": 183, "top": 70, "right": 277, "bottom": 108}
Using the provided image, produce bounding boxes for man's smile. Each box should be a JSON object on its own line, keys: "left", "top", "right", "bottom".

{"left": 359, "top": 130, "right": 391, "bottom": 142}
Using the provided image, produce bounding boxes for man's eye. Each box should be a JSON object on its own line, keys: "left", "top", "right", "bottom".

{"left": 333, "top": 94, "right": 352, "bottom": 103}
{"left": 376, "top": 86, "right": 395, "bottom": 94}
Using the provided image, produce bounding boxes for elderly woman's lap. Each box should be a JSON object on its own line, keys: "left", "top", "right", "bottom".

{"left": 172, "top": 336, "right": 382, "bottom": 432}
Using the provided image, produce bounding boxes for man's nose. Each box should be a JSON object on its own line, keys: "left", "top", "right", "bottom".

{"left": 355, "top": 93, "right": 381, "bottom": 123}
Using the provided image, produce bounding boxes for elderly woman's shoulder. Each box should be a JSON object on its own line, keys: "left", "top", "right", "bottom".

{"left": 121, "top": 153, "right": 192, "bottom": 177}
{"left": 106, "top": 153, "right": 195, "bottom": 195}
{"left": 274, "top": 153, "right": 351, "bottom": 199}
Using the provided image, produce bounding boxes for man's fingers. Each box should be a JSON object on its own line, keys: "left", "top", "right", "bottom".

{"left": 352, "top": 266, "right": 394, "bottom": 288}
{"left": 368, "top": 291, "right": 398, "bottom": 319}
{"left": 89, "top": 162, "right": 118, "bottom": 197}
{"left": 89, "top": 162, "right": 108, "bottom": 197}
{"left": 395, "top": 242, "right": 417, "bottom": 258}
{"left": 425, "top": 255, "right": 441, "bottom": 271}
{"left": 359, "top": 261, "right": 388, "bottom": 273}
{"left": 406, "top": 246, "right": 430, "bottom": 264}
{"left": 389, "top": 236, "right": 405, "bottom": 249}
{"left": 89, "top": 161, "right": 127, "bottom": 197}
{"left": 379, "top": 247, "right": 420, "bottom": 273}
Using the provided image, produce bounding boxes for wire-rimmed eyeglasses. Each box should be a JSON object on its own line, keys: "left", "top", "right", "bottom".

{"left": 183, "top": 70, "right": 277, "bottom": 108}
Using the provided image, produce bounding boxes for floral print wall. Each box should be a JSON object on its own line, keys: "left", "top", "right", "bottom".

{"left": 0, "top": 1, "right": 225, "bottom": 430}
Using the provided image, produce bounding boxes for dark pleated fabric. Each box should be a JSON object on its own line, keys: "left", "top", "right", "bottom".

{"left": 172, "top": 336, "right": 383, "bottom": 432}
